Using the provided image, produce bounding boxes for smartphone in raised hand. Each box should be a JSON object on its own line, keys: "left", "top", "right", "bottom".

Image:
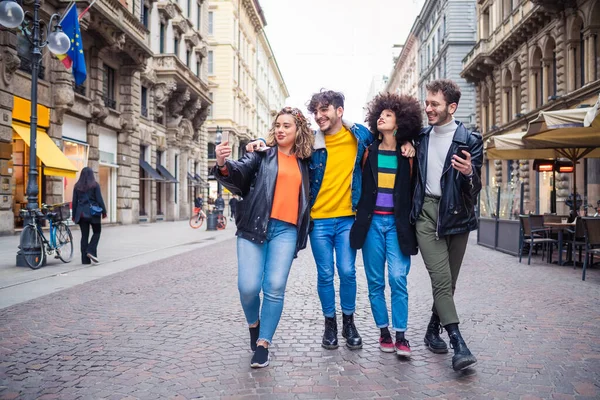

{"left": 455, "top": 145, "right": 470, "bottom": 160}
{"left": 221, "top": 131, "right": 229, "bottom": 144}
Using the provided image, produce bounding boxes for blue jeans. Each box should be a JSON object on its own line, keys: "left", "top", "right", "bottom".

{"left": 309, "top": 216, "right": 357, "bottom": 317}
{"left": 362, "top": 214, "right": 411, "bottom": 331}
{"left": 237, "top": 219, "right": 297, "bottom": 344}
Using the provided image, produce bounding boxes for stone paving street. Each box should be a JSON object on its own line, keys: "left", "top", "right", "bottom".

{"left": 1, "top": 231, "right": 600, "bottom": 399}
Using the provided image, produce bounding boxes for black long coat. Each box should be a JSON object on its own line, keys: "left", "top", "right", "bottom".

{"left": 72, "top": 184, "right": 107, "bottom": 224}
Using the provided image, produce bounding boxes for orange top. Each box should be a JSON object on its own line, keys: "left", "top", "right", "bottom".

{"left": 271, "top": 151, "right": 301, "bottom": 225}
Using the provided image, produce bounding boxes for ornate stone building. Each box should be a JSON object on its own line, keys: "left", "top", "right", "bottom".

{"left": 415, "top": 0, "right": 478, "bottom": 127}
{"left": 385, "top": 33, "right": 420, "bottom": 99}
{"left": 204, "top": 0, "right": 287, "bottom": 199}
{"left": 0, "top": 0, "right": 212, "bottom": 235}
{"left": 462, "top": 0, "right": 600, "bottom": 214}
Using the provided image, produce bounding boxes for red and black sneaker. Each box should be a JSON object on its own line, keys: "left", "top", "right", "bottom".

{"left": 396, "top": 338, "right": 411, "bottom": 358}
{"left": 379, "top": 335, "right": 395, "bottom": 353}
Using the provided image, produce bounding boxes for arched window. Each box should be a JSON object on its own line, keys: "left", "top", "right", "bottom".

{"left": 543, "top": 37, "right": 558, "bottom": 98}
{"left": 513, "top": 62, "right": 522, "bottom": 116}
{"left": 531, "top": 47, "right": 543, "bottom": 109}
{"left": 569, "top": 16, "right": 585, "bottom": 90}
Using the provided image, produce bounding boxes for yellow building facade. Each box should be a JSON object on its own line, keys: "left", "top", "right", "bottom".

{"left": 204, "top": 0, "right": 287, "bottom": 199}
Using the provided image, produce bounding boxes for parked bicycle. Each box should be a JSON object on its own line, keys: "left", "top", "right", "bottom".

{"left": 189, "top": 207, "right": 207, "bottom": 229}
{"left": 20, "top": 203, "right": 74, "bottom": 269}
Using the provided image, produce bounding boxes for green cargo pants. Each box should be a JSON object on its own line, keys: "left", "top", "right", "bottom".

{"left": 416, "top": 196, "right": 469, "bottom": 326}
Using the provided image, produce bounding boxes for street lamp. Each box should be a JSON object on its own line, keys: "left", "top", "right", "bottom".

{"left": 0, "top": 0, "right": 70, "bottom": 265}
{"left": 215, "top": 125, "right": 222, "bottom": 195}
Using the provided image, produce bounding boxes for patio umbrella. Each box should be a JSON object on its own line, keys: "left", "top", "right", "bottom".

{"left": 523, "top": 94, "right": 600, "bottom": 212}
{"left": 485, "top": 130, "right": 600, "bottom": 213}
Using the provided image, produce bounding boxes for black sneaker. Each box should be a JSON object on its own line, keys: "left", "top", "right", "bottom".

{"left": 250, "top": 345, "right": 269, "bottom": 368}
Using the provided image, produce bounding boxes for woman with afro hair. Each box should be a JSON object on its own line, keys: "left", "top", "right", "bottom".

{"left": 350, "top": 92, "right": 422, "bottom": 358}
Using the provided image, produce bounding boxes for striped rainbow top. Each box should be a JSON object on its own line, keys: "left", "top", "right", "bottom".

{"left": 374, "top": 150, "right": 397, "bottom": 215}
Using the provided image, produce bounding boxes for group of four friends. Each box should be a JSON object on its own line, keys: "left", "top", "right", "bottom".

{"left": 213, "top": 79, "right": 484, "bottom": 371}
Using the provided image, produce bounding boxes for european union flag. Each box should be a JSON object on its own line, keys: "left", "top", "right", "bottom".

{"left": 58, "top": 4, "right": 86, "bottom": 85}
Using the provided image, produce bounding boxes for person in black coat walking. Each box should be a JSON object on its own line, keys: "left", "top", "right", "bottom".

{"left": 72, "top": 167, "right": 107, "bottom": 265}
{"left": 350, "top": 93, "right": 421, "bottom": 358}
{"left": 229, "top": 195, "right": 238, "bottom": 221}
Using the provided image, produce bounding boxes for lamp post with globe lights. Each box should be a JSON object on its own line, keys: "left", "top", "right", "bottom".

{"left": 0, "top": 0, "right": 71, "bottom": 265}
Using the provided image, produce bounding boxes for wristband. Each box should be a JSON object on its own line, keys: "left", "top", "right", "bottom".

{"left": 216, "top": 163, "right": 226, "bottom": 169}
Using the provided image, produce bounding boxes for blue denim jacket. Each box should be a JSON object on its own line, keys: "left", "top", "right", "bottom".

{"left": 309, "top": 121, "right": 374, "bottom": 210}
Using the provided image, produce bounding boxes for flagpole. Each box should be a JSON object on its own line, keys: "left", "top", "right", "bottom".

{"left": 58, "top": 1, "right": 76, "bottom": 23}
{"left": 78, "top": 0, "right": 98, "bottom": 20}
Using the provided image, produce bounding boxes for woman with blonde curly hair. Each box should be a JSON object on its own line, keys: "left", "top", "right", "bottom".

{"left": 214, "top": 107, "right": 314, "bottom": 368}
{"left": 350, "top": 92, "right": 422, "bottom": 358}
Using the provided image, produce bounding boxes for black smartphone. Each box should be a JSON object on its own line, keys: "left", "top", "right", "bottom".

{"left": 455, "top": 145, "right": 470, "bottom": 160}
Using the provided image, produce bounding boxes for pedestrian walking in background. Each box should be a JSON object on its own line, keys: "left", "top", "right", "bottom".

{"left": 215, "top": 194, "right": 225, "bottom": 215}
{"left": 229, "top": 195, "right": 238, "bottom": 221}
{"left": 194, "top": 194, "right": 204, "bottom": 210}
{"left": 213, "top": 107, "right": 314, "bottom": 368}
{"left": 247, "top": 89, "right": 415, "bottom": 351}
{"left": 410, "top": 79, "right": 483, "bottom": 371}
{"left": 350, "top": 93, "right": 421, "bottom": 358}
{"left": 71, "top": 167, "right": 107, "bottom": 265}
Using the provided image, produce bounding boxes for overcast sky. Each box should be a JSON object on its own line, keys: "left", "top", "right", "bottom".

{"left": 260, "top": 0, "right": 424, "bottom": 123}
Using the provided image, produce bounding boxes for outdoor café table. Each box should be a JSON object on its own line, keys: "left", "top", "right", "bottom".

{"left": 543, "top": 221, "right": 576, "bottom": 266}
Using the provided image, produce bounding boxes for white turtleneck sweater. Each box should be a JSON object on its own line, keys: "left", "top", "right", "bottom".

{"left": 425, "top": 119, "right": 458, "bottom": 197}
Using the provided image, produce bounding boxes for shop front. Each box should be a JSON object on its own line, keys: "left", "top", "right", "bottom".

{"left": 98, "top": 127, "right": 118, "bottom": 223}
{"left": 11, "top": 97, "right": 78, "bottom": 227}
{"left": 62, "top": 115, "right": 89, "bottom": 219}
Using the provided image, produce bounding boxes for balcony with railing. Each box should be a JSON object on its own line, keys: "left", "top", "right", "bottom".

{"left": 103, "top": 96, "right": 117, "bottom": 109}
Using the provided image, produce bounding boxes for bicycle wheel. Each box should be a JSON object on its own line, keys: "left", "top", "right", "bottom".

{"left": 216, "top": 215, "right": 227, "bottom": 230}
{"left": 21, "top": 225, "right": 45, "bottom": 269}
{"left": 189, "top": 213, "right": 204, "bottom": 229}
{"left": 55, "top": 223, "right": 73, "bottom": 263}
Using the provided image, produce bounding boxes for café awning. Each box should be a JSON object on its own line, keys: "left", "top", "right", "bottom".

{"left": 484, "top": 131, "right": 600, "bottom": 160}
{"left": 157, "top": 164, "right": 178, "bottom": 183}
{"left": 12, "top": 123, "right": 78, "bottom": 178}
{"left": 139, "top": 160, "right": 164, "bottom": 181}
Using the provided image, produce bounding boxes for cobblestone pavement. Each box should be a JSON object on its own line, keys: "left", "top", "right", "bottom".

{"left": 0, "top": 234, "right": 599, "bottom": 399}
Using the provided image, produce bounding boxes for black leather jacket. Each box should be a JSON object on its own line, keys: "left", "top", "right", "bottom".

{"left": 212, "top": 147, "right": 311, "bottom": 257}
{"left": 410, "top": 121, "right": 483, "bottom": 237}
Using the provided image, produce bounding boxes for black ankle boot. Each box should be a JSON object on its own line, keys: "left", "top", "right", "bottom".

{"left": 445, "top": 324, "right": 477, "bottom": 371}
{"left": 342, "top": 313, "right": 363, "bottom": 350}
{"left": 322, "top": 316, "right": 338, "bottom": 349}
{"left": 424, "top": 314, "right": 448, "bottom": 354}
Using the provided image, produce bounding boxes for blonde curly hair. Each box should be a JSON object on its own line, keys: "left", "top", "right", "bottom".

{"left": 265, "top": 107, "right": 314, "bottom": 159}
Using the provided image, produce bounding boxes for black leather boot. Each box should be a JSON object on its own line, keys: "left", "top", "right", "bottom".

{"left": 446, "top": 324, "right": 477, "bottom": 371}
{"left": 322, "top": 316, "right": 338, "bottom": 349}
{"left": 424, "top": 314, "right": 448, "bottom": 354}
{"left": 342, "top": 313, "right": 363, "bottom": 350}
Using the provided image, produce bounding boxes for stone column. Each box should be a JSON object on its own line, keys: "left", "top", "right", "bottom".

{"left": 0, "top": 30, "right": 21, "bottom": 233}
{"left": 179, "top": 143, "right": 190, "bottom": 219}
{"left": 166, "top": 128, "right": 178, "bottom": 221}
{"left": 553, "top": 21, "right": 567, "bottom": 96}
{"left": 511, "top": 80, "right": 519, "bottom": 118}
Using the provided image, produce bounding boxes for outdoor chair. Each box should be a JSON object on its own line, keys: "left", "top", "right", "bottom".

{"left": 519, "top": 215, "right": 557, "bottom": 265}
{"left": 581, "top": 217, "right": 600, "bottom": 281}
{"left": 566, "top": 217, "right": 586, "bottom": 266}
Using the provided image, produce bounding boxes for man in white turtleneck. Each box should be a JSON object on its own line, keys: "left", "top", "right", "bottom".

{"left": 411, "top": 79, "right": 483, "bottom": 372}
{"left": 425, "top": 118, "right": 458, "bottom": 198}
